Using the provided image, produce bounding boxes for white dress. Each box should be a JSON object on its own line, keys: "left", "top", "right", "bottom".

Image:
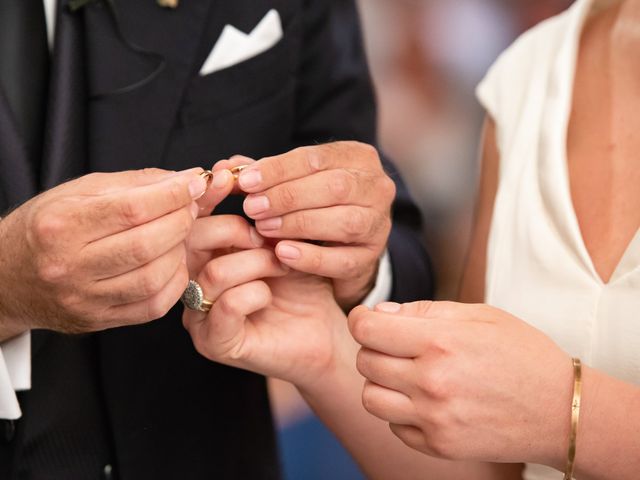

{"left": 476, "top": 0, "right": 640, "bottom": 478}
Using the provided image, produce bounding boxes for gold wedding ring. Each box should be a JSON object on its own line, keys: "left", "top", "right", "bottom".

{"left": 199, "top": 298, "right": 214, "bottom": 313}
{"left": 200, "top": 169, "right": 214, "bottom": 185}
{"left": 230, "top": 165, "right": 247, "bottom": 181}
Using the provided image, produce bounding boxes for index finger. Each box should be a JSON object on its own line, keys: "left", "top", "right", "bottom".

{"left": 237, "top": 142, "right": 374, "bottom": 193}
{"left": 78, "top": 171, "right": 207, "bottom": 240}
{"left": 348, "top": 306, "right": 431, "bottom": 358}
{"left": 59, "top": 168, "right": 194, "bottom": 197}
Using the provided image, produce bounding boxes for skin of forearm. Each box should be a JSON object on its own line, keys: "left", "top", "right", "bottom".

{"left": 297, "top": 356, "right": 519, "bottom": 480}
{"left": 0, "top": 214, "right": 31, "bottom": 342}
{"left": 571, "top": 367, "right": 640, "bottom": 479}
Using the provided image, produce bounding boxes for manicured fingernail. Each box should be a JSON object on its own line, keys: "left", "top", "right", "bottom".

{"left": 212, "top": 170, "right": 232, "bottom": 188}
{"left": 256, "top": 217, "right": 282, "bottom": 231}
{"left": 249, "top": 227, "right": 264, "bottom": 247}
{"left": 238, "top": 168, "right": 262, "bottom": 190}
{"left": 188, "top": 176, "right": 207, "bottom": 199}
{"left": 244, "top": 195, "right": 270, "bottom": 216}
{"left": 277, "top": 244, "right": 301, "bottom": 260}
{"left": 376, "top": 302, "right": 401, "bottom": 313}
{"left": 190, "top": 202, "right": 199, "bottom": 219}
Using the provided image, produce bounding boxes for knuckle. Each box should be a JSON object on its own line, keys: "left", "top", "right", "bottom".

{"left": 342, "top": 209, "right": 369, "bottom": 241}
{"left": 309, "top": 250, "right": 324, "bottom": 271}
{"left": 303, "top": 146, "right": 325, "bottom": 172}
{"left": 36, "top": 257, "right": 68, "bottom": 283}
{"left": 140, "top": 270, "right": 166, "bottom": 297}
{"left": 31, "top": 210, "right": 66, "bottom": 245}
{"left": 352, "top": 317, "right": 372, "bottom": 343}
{"left": 146, "top": 296, "right": 172, "bottom": 322}
{"left": 361, "top": 385, "right": 377, "bottom": 413}
{"left": 380, "top": 175, "right": 397, "bottom": 202}
{"left": 202, "top": 261, "right": 224, "bottom": 287}
{"left": 217, "top": 294, "right": 239, "bottom": 318}
{"left": 293, "top": 211, "right": 311, "bottom": 235}
{"left": 329, "top": 170, "right": 353, "bottom": 203}
{"left": 358, "top": 142, "right": 379, "bottom": 160}
{"left": 277, "top": 185, "right": 298, "bottom": 211}
{"left": 119, "top": 199, "right": 147, "bottom": 226}
{"left": 178, "top": 209, "right": 194, "bottom": 237}
{"left": 419, "top": 417, "right": 458, "bottom": 459}
{"left": 129, "top": 238, "right": 153, "bottom": 265}
{"left": 374, "top": 214, "right": 392, "bottom": 239}
{"left": 57, "top": 291, "right": 84, "bottom": 317}
{"left": 166, "top": 180, "right": 189, "bottom": 207}
{"left": 355, "top": 350, "right": 369, "bottom": 375}
{"left": 270, "top": 156, "right": 288, "bottom": 180}
{"left": 227, "top": 215, "right": 248, "bottom": 233}
{"left": 340, "top": 254, "right": 360, "bottom": 278}
{"left": 419, "top": 367, "right": 451, "bottom": 401}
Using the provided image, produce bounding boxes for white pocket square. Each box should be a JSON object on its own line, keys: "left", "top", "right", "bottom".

{"left": 199, "top": 9, "right": 283, "bottom": 76}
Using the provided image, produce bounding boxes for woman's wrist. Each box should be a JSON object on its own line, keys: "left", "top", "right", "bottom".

{"left": 296, "top": 336, "right": 361, "bottom": 405}
{"left": 528, "top": 353, "right": 576, "bottom": 471}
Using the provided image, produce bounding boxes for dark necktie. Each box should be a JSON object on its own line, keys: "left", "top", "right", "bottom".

{"left": 0, "top": 0, "right": 50, "bottom": 172}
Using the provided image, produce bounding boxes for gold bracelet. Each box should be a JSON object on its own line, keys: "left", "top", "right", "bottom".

{"left": 563, "top": 358, "right": 582, "bottom": 480}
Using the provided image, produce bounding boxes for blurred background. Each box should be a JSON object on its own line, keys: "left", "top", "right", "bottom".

{"left": 274, "top": 1, "right": 572, "bottom": 478}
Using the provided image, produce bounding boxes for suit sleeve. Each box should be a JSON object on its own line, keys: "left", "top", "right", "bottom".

{"left": 293, "top": 0, "right": 434, "bottom": 301}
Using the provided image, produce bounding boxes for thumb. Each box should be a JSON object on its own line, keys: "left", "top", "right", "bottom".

{"left": 375, "top": 300, "right": 474, "bottom": 323}
{"left": 374, "top": 300, "right": 435, "bottom": 318}
{"left": 212, "top": 155, "right": 256, "bottom": 195}
{"left": 196, "top": 169, "right": 234, "bottom": 217}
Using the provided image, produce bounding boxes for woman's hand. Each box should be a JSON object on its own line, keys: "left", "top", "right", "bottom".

{"left": 348, "top": 301, "right": 573, "bottom": 469}
{"left": 183, "top": 236, "right": 357, "bottom": 390}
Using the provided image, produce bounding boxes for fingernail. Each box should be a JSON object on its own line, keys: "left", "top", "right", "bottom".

{"left": 244, "top": 195, "right": 270, "bottom": 216}
{"left": 212, "top": 170, "right": 232, "bottom": 188}
{"left": 249, "top": 227, "right": 264, "bottom": 247}
{"left": 238, "top": 168, "right": 262, "bottom": 190}
{"left": 277, "top": 244, "right": 301, "bottom": 260}
{"left": 256, "top": 217, "right": 282, "bottom": 231}
{"left": 376, "top": 302, "right": 401, "bottom": 313}
{"left": 188, "top": 176, "right": 207, "bottom": 199}
{"left": 190, "top": 202, "right": 199, "bottom": 219}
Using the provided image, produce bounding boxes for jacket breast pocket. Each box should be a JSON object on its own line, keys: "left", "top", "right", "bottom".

{"left": 180, "top": 11, "right": 301, "bottom": 126}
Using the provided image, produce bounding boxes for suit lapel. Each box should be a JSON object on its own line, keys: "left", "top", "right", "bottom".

{"left": 83, "top": 0, "right": 214, "bottom": 174}
{"left": 0, "top": 88, "right": 36, "bottom": 212}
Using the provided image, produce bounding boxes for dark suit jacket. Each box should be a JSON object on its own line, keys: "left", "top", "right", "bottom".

{"left": 0, "top": 0, "right": 433, "bottom": 479}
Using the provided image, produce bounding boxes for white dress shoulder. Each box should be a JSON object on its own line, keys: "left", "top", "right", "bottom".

{"left": 476, "top": 0, "right": 640, "bottom": 478}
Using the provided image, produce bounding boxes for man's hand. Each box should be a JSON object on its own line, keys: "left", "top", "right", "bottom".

{"left": 0, "top": 168, "right": 212, "bottom": 338}
{"left": 215, "top": 141, "right": 396, "bottom": 310}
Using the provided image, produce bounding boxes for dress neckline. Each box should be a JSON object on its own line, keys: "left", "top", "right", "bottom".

{"left": 553, "top": 0, "right": 640, "bottom": 286}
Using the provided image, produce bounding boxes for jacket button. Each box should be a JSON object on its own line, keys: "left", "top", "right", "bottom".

{"left": 0, "top": 420, "right": 15, "bottom": 443}
{"left": 102, "top": 464, "right": 115, "bottom": 480}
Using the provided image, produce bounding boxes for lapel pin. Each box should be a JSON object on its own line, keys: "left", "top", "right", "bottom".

{"left": 157, "top": 0, "right": 179, "bottom": 8}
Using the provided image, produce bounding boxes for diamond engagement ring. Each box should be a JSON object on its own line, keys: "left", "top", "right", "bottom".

{"left": 181, "top": 280, "right": 214, "bottom": 313}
